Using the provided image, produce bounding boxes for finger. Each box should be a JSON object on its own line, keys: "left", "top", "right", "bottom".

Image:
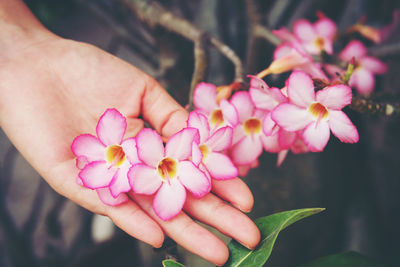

{"left": 184, "top": 193, "right": 260, "bottom": 250}
{"left": 130, "top": 193, "right": 229, "bottom": 266}
{"left": 47, "top": 160, "right": 164, "bottom": 248}
{"left": 212, "top": 178, "right": 254, "bottom": 213}
{"left": 141, "top": 78, "right": 188, "bottom": 138}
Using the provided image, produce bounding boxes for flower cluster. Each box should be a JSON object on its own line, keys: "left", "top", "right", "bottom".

{"left": 265, "top": 13, "right": 391, "bottom": 95}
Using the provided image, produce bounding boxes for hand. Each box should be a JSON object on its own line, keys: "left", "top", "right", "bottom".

{"left": 0, "top": 36, "right": 260, "bottom": 265}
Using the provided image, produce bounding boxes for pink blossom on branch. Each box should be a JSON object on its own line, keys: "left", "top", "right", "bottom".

{"left": 187, "top": 111, "right": 238, "bottom": 180}
{"left": 339, "top": 40, "right": 387, "bottom": 95}
{"left": 71, "top": 109, "right": 140, "bottom": 206}
{"left": 128, "top": 128, "right": 210, "bottom": 221}
{"left": 272, "top": 71, "right": 359, "bottom": 152}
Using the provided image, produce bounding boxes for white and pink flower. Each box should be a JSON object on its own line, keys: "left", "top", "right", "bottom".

{"left": 71, "top": 109, "right": 140, "bottom": 206}
{"left": 272, "top": 71, "right": 359, "bottom": 152}
{"left": 188, "top": 111, "right": 238, "bottom": 180}
{"left": 128, "top": 128, "right": 211, "bottom": 221}
{"left": 339, "top": 40, "right": 387, "bottom": 95}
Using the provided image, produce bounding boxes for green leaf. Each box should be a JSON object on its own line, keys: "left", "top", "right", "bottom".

{"left": 223, "top": 208, "right": 325, "bottom": 267}
{"left": 162, "top": 259, "right": 185, "bottom": 267}
{"left": 298, "top": 251, "right": 387, "bottom": 267}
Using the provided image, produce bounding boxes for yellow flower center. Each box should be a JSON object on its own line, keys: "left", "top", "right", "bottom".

{"left": 210, "top": 109, "right": 224, "bottom": 127}
{"left": 244, "top": 118, "right": 262, "bottom": 136}
{"left": 199, "top": 144, "right": 210, "bottom": 162}
{"left": 314, "top": 37, "right": 325, "bottom": 50}
{"left": 308, "top": 102, "right": 329, "bottom": 119}
{"left": 157, "top": 157, "right": 178, "bottom": 180}
{"left": 106, "top": 145, "right": 126, "bottom": 167}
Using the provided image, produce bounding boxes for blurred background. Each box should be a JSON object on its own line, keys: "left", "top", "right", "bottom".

{"left": 1, "top": 0, "right": 399, "bottom": 266}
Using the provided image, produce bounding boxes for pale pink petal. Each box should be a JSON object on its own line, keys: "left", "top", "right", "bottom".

{"left": 76, "top": 156, "right": 89, "bottom": 170}
{"left": 299, "top": 62, "right": 329, "bottom": 80}
{"left": 109, "top": 161, "right": 131, "bottom": 197}
{"left": 248, "top": 75, "right": 270, "bottom": 90}
{"left": 278, "top": 130, "right": 297, "bottom": 149}
{"left": 360, "top": 57, "right": 387, "bottom": 74}
{"left": 272, "top": 28, "right": 298, "bottom": 43}
{"left": 263, "top": 112, "right": 278, "bottom": 136}
{"left": 121, "top": 138, "right": 141, "bottom": 165}
{"left": 291, "top": 136, "right": 309, "bottom": 154}
{"left": 302, "top": 121, "right": 330, "bottom": 152}
{"left": 166, "top": 128, "right": 199, "bottom": 160}
{"left": 178, "top": 161, "right": 210, "bottom": 197}
{"left": 199, "top": 163, "right": 212, "bottom": 182}
{"left": 71, "top": 134, "right": 105, "bottom": 161}
{"left": 276, "top": 150, "right": 289, "bottom": 167}
{"left": 205, "top": 126, "right": 233, "bottom": 152}
{"left": 350, "top": 69, "right": 375, "bottom": 95}
{"left": 249, "top": 87, "right": 282, "bottom": 111}
{"left": 79, "top": 161, "right": 116, "bottom": 189}
{"left": 96, "top": 188, "right": 128, "bottom": 206}
{"left": 230, "top": 91, "right": 254, "bottom": 123}
{"left": 322, "top": 39, "right": 334, "bottom": 54}
{"left": 204, "top": 152, "right": 238, "bottom": 180}
{"left": 232, "top": 125, "right": 246, "bottom": 145}
{"left": 193, "top": 82, "right": 217, "bottom": 113}
{"left": 136, "top": 128, "right": 164, "bottom": 167}
{"left": 272, "top": 103, "right": 313, "bottom": 131}
{"left": 187, "top": 111, "right": 210, "bottom": 143}
{"left": 153, "top": 179, "right": 186, "bottom": 221}
{"left": 128, "top": 164, "right": 162, "bottom": 195}
{"left": 315, "top": 18, "right": 337, "bottom": 39}
{"left": 287, "top": 71, "right": 316, "bottom": 107}
{"left": 328, "top": 110, "right": 359, "bottom": 143}
{"left": 230, "top": 136, "right": 263, "bottom": 165}
{"left": 220, "top": 99, "right": 239, "bottom": 126}
{"left": 340, "top": 40, "right": 367, "bottom": 61}
{"left": 96, "top": 109, "right": 127, "bottom": 146}
{"left": 293, "top": 19, "right": 317, "bottom": 41}
{"left": 316, "top": 84, "right": 352, "bottom": 110}
{"left": 273, "top": 43, "right": 293, "bottom": 59}
{"left": 76, "top": 176, "right": 84, "bottom": 186}
{"left": 260, "top": 134, "right": 281, "bottom": 153}
{"left": 192, "top": 142, "right": 203, "bottom": 166}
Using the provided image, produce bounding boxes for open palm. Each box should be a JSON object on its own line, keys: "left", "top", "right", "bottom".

{"left": 0, "top": 37, "right": 260, "bottom": 265}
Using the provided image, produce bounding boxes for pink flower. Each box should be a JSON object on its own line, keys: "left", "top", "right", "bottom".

{"left": 292, "top": 18, "right": 337, "bottom": 55}
{"left": 193, "top": 82, "right": 239, "bottom": 131}
{"left": 187, "top": 111, "right": 238, "bottom": 180}
{"left": 340, "top": 40, "right": 387, "bottom": 95}
{"left": 71, "top": 109, "right": 140, "bottom": 206}
{"left": 272, "top": 71, "right": 359, "bottom": 152}
{"left": 128, "top": 128, "right": 210, "bottom": 221}
{"left": 229, "top": 91, "right": 270, "bottom": 165}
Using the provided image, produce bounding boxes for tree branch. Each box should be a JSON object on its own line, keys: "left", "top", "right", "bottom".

{"left": 368, "top": 42, "right": 400, "bottom": 57}
{"left": 350, "top": 96, "right": 400, "bottom": 116}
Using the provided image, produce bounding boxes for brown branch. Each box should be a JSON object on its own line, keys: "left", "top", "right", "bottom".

{"left": 350, "top": 96, "right": 400, "bottom": 116}
{"left": 189, "top": 34, "right": 208, "bottom": 111}
{"left": 118, "top": 0, "right": 244, "bottom": 97}
{"left": 368, "top": 42, "right": 400, "bottom": 57}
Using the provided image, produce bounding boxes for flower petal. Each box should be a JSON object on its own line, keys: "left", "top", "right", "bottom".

{"left": 276, "top": 150, "right": 289, "bottom": 167}
{"left": 136, "top": 128, "right": 164, "bottom": 167}
{"left": 79, "top": 161, "right": 116, "bottom": 189}
{"left": 153, "top": 179, "right": 186, "bottom": 221}
{"left": 128, "top": 164, "right": 162, "bottom": 195}
{"left": 220, "top": 99, "right": 239, "bottom": 126}
{"left": 302, "top": 121, "right": 330, "bottom": 152}
{"left": 360, "top": 57, "right": 387, "bottom": 74}
{"left": 232, "top": 125, "right": 246, "bottom": 145}
{"left": 71, "top": 134, "right": 105, "bottom": 161}
{"left": 193, "top": 82, "right": 217, "bottom": 113}
{"left": 96, "top": 109, "right": 127, "bottom": 146}
{"left": 191, "top": 142, "right": 203, "bottom": 166}
{"left": 166, "top": 128, "right": 199, "bottom": 160}
{"left": 187, "top": 111, "right": 210, "bottom": 143}
{"left": 315, "top": 18, "right": 337, "bottom": 39}
{"left": 96, "top": 188, "right": 128, "bottom": 206}
{"left": 178, "top": 161, "right": 210, "bottom": 197}
{"left": 76, "top": 156, "right": 89, "bottom": 170}
{"left": 316, "top": 84, "right": 352, "bottom": 110}
{"left": 272, "top": 28, "right": 298, "bottom": 43}
{"left": 272, "top": 103, "right": 313, "bottom": 131}
{"left": 291, "top": 136, "right": 309, "bottom": 154}
{"left": 230, "top": 136, "right": 263, "bottom": 165}
{"left": 109, "top": 161, "right": 131, "bottom": 197}
{"left": 204, "top": 152, "right": 238, "bottom": 180}
{"left": 121, "top": 138, "right": 141, "bottom": 165}
{"left": 230, "top": 91, "right": 254, "bottom": 123}
{"left": 293, "top": 19, "right": 316, "bottom": 41}
{"left": 278, "top": 129, "right": 297, "bottom": 149}
{"left": 350, "top": 68, "right": 375, "bottom": 95}
{"left": 205, "top": 126, "right": 233, "bottom": 152}
{"left": 287, "top": 71, "right": 315, "bottom": 107}
{"left": 328, "top": 110, "right": 359, "bottom": 143}
{"left": 262, "top": 112, "right": 278, "bottom": 136}
{"left": 340, "top": 40, "right": 367, "bottom": 61}
{"left": 260, "top": 133, "right": 281, "bottom": 153}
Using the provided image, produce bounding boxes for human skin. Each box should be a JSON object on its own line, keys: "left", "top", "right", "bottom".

{"left": 0, "top": 1, "right": 260, "bottom": 265}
